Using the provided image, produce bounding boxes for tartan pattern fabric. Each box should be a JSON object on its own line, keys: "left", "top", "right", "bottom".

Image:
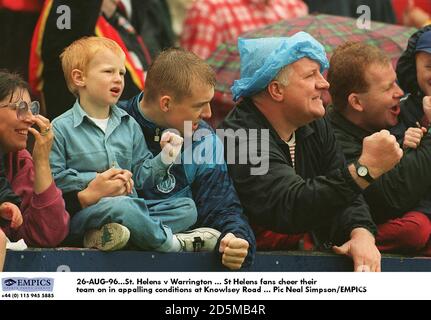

{"left": 180, "top": 0, "right": 308, "bottom": 59}
{"left": 206, "top": 14, "right": 417, "bottom": 126}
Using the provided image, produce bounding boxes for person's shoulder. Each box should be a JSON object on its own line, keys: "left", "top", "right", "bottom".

{"left": 117, "top": 94, "right": 143, "bottom": 117}
{"left": 117, "top": 108, "right": 142, "bottom": 130}
{"left": 52, "top": 109, "right": 74, "bottom": 127}
{"left": 196, "top": 120, "right": 214, "bottom": 133}
{"left": 117, "top": 96, "right": 136, "bottom": 112}
{"left": 194, "top": 121, "right": 218, "bottom": 144}
{"left": 219, "top": 100, "right": 258, "bottom": 131}
{"left": 309, "top": 117, "right": 331, "bottom": 132}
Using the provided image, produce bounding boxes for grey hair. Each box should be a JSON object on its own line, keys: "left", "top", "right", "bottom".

{"left": 274, "top": 64, "right": 293, "bottom": 86}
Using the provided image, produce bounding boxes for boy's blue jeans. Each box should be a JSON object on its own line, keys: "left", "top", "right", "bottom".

{"left": 67, "top": 196, "right": 197, "bottom": 251}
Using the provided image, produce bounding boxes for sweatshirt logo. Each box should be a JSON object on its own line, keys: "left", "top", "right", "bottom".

{"left": 156, "top": 164, "right": 176, "bottom": 194}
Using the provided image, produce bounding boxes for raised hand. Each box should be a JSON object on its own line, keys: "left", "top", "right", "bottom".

{"left": 359, "top": 130, "right": 403, "bottom": 179}
{"left": 403, "top": 127, "right": 426, "bottom": 149}
{"left": 160, "top": 131, "right": 184, "bottom": 164}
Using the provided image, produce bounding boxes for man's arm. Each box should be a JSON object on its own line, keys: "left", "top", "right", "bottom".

{"left": 333, "top": 227, "right": 381, "bottom": 272}
{"left": 346, "top": 130, "right": 403, "bottom": 190}
{"left": 225, "top": 120, "right": 400, "bottom": 235}
{"left": 190, "top": 134, "right": 255, "bottom": 269}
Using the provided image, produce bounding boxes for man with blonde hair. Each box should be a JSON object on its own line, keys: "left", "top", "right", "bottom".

{"left": 119, "top": 48, "right": 256, "bottom": 270}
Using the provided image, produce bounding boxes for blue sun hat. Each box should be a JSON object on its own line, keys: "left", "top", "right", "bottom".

{"left": 231, "top": 32, "right": 329, "bottom": 102}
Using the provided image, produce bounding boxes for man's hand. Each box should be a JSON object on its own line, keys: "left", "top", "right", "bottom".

{"left": 160, "top": 131, "right": 183, "bottom": 164}
{"left": 359, "top": 130, "right": 403, "bottom": 179}
{"left": 0, "top": 202, "right": 23, "bottom": 229}
{"left": 78, "top": 168, "right": 133, "bottom": 208}
{"left": 219, "top": 233, "right": 249, "bottom": 270}
{"left": 403, "top": 127, "right": 426, "bottom": 149}
{"left": 332, "top": 228, "right": 381, "bottom": 272}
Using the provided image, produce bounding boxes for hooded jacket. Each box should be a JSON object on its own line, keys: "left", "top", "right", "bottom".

{"left": 393, "top": 25, "right": 431, "bottom": 140}
{"left": 391, "top": 25, "right": 431, "bottom": 216}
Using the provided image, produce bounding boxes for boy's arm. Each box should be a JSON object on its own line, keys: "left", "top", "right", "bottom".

{"left": 49, "top": 128, "right": 97, "bottom": 193}
{"left": 62, "top": 168, "right": 133, "bottom": 216}
{"left": 130, "top": 126, "right": 173, "bottom": 190}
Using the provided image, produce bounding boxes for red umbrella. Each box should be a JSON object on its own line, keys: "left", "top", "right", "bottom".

{"left": 206, "top": 14, "right": 417, "bottom": 127}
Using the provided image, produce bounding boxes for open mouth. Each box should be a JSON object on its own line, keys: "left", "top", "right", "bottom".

{"left": 390, "top": 104, "right": 400, "bottom": 116}
{"left": 110, "top": 87, "right": 121, "bottom": 95}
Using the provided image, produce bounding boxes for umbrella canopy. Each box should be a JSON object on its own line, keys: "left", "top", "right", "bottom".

{"left": 206, "top": 14, "right": 417, "bottom": 127}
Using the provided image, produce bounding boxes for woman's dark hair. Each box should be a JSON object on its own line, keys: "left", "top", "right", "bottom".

{"left": 0, "top": 70, "right": 29, "bottom": 102}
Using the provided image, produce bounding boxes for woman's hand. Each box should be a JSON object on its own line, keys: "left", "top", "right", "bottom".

{"left": 28, "top": 115, "right": 54, "bottom": 194}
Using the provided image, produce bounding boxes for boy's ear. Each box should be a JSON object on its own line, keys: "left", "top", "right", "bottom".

{"left": 71, "top": 69, "right": 85, "bottom": 88}
{"left": 159, "top": 95, "right": 171, "bottom": 112}
{"left": 348, "top": 93, "right": 364, "bottom": 112}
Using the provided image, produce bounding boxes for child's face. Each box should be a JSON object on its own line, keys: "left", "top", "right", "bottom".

{"left": 416, "top": 51, "right": 431, "bottom": 97}
{"left": 80, "top": 49, "right": 126, "bottom": 108}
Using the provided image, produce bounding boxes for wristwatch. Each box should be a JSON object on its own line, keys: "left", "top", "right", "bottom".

{"left": 353, "top": 161, "right": 374, "bottom": 183}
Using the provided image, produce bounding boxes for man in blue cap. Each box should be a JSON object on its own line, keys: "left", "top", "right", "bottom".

{"left": 219, "top": 32, "right": 403, "bottom": 271}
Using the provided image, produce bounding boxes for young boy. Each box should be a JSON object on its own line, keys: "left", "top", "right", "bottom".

{"left": 0, "top": 148, "right": 23, "bottom": 271}
{"left": 50, "top": 36, "right": 219, "bottom": 252}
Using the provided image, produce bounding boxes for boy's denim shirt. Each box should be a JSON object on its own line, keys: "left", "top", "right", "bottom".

{"left": 50, "top": 101, "right": 169, "bottom": 194}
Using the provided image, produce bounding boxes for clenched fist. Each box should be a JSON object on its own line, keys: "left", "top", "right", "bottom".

{"left": 359, "top": 130, "right": 403, "bottom": 179}
{"left": 160, "top": 131, "right": 184, "bottom": 164}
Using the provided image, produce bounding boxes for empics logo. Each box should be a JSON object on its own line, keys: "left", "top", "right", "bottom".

{"left": 2, "top": 277, "right": 54, "bottom": 292}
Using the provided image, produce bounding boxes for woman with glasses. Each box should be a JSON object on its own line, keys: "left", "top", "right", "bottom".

{"left": 0, "top": 70, "right": 69, "bottom": 248}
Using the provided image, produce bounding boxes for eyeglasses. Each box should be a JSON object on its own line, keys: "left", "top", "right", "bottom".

{"left": 0, "top": 100, "right": 40, "bottom": 120}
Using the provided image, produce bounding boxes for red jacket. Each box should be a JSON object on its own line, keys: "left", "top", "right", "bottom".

{"left": 3, "top": 149, "right": 69, "bottom": 247}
